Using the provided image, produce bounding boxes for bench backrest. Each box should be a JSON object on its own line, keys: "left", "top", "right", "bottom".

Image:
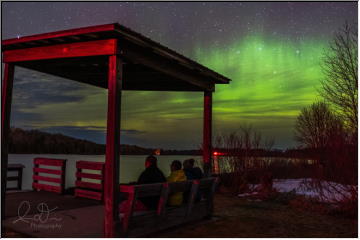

{"left": 119, "top": 177, "right": 218, "bottom": 234}
{"left": 74, "top": 161, "right": 105, "bottom": 201}
{"left": 168, "top": 180, "right": 193, "bottom": 194}
{"left": 32, "top": 157, "right": 67, "bottom": 194}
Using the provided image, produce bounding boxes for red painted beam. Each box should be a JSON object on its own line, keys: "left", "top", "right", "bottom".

{"left": 2, "top": 23, "right": 116, "bottom": 46}
{"left": 203, "top": 91, "right": 213, "bottom": 176}
{"left": 104, "top": 54, "right": 122, "bottom": 237}
{"left": 3, "top": 39, "right": 117, "bottom": 63}
{"left": 1, "top": 63, "right": 14, "bottom": 233}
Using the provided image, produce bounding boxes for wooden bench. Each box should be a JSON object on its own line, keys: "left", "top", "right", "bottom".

{"left": 119, "top": 177, "right": 218, "bottom": 237}
{"left": 74, "top": 161, "right": 105, "bottom": 201}
{"left": 32, "top": 157, "right": 67, "bottom": 194}
{"left": 6, "top": 164, "right": 25, "bottom": 191}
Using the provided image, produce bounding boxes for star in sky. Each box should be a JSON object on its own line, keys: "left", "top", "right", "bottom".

{"left": 2, "top": 2, "right": 357, "bottom": 149}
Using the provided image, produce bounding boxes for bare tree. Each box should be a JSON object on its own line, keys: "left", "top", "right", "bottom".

{"left": 213, "top": 125, "right": 276, "bottom": 194}
{"left": 296, "top": 102, "right": 357, "bottom": 217}
{"left": 295, "top": 101, "right": 345, "bottom": 149}
{"left": 320, "top": 22, "right": 358, "bottom": 141}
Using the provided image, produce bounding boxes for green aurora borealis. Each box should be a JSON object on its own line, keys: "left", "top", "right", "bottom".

{"left": 121, "top": 34, "right": 328, "bottom": 149}
{"left": 3, "top": 2, "right": 356, "bottom": 150}
{"left": 194, "top": 34, "right": 326, "bottom": 147}
{"left": 6, "top": 31, "right": 337, "bottom": 150}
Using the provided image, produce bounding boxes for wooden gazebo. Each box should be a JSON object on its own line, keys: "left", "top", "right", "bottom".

{"left": 1, "top": 23, "right": 230, "bottom": 237}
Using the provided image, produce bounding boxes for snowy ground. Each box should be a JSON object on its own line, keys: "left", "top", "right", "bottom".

{"left": 238, "top": 178, "right": 357, "bottom": 203}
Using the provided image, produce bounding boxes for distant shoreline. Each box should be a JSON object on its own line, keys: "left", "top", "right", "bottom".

{"left": 9, "top": 153, "right": 202, "bottom": 156}
{"left": 9, "top": 127, "right": 201, "bottom": 155}
{"left": 9, "top": 127, "right": 322, "bottom": 159}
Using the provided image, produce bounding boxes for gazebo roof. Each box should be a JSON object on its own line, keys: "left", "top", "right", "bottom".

{"left": 2, "top": 23, "right": 230, "bottom": 91}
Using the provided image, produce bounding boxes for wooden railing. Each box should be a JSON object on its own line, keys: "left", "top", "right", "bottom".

{"left": 75, "top": 161, "right": 105, "bottom": 201}
{"left": 32, "top": 158, "right": 67, "bottom": 194}
{"left": 6, "top": 164, "right": 25, "bottom": 191}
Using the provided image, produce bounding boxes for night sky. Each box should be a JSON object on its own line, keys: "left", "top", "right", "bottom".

{"left": 2, "top": 2, "right": 357, "bottom": 150}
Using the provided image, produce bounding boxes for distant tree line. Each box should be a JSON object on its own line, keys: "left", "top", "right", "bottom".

{"left": 10, "top": 127, "right": 332, "bottom": 158}
{"left": 9, "top": 128, "right": 106, "bottom": 154}
{"left": 8, "top": 127, "right": 202, "bottom": 155}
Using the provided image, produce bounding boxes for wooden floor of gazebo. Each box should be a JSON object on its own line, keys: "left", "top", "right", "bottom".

{"left": 4, "top": 191, "right": 104, "bottom": 237}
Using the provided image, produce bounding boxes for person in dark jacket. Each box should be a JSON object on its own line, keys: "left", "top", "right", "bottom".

{"left": 183, "top": 158, "right": 204, "bottom": 202}
{"left": 137, "top": 155, "right": 166, "bottom": 209}
{"left": 183, "top": 158, "right": 204, "bottom": 180}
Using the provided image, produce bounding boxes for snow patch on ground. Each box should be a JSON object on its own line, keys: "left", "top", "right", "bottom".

{"left": 238, "top": 178, "right": 357, "bottom": 203}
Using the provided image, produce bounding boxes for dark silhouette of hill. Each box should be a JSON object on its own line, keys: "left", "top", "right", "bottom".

{"left": 9, "top": 127, "right": 153, "bottom": 154}
{"left": 8, "top": 128, "right": 200, "bottom": 155}
{"left": 9, "top": 127, "right": 331, "bottom": 158}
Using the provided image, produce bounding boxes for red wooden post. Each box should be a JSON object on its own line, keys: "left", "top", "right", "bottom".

{"left": 1, "top": 63, "right": 15, "bottom": 233}
{"left": 203, "top": 91, "right": 212, "bottom": 176}
{"left": 104, "top": 54, "right": 122, "bottom": 237}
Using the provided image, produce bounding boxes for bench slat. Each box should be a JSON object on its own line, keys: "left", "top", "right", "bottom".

{"left": 34, "top": 157, "right": 66, "bottom": 166}
{"left": 7, "top": 164, "right": 25, "bottom": 170}
{"left": 168, "top": 181, "right": 192, "bottom": 194}
{"left": 33, "top": 167, "right": 62, "bottom": 175}
{"left": 75, "top": 188, "right": 102, "bottom": 200}
{"left": 75, "top": 180, "right": 102, "bottom": 190}
{"left": 186, "top": 180, "right": 200, "bottom": 217}
{"left": 157, "top": 183, "right": 169, "bottom": 216}
{"left": 76, "top": 172, "right": 103, "bottom": 180}
{"left": 32, "top": 182, "right": 62, "bottom": 193}
{"left": 135, "top": 184, "right": 163, "bottom": 197}
{"left": 7, "top": 176, "right": 20, "bottom": 181}
{"left": 33, "top": 175, "right": 61, "bottom": 183}
{"left": 120, "top": 183, "right": 164, "bottom": 196}
{"left": 76, "top": 161, "right": 104, "bottom": 170}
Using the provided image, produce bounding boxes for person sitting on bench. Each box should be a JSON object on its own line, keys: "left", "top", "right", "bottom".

{"left": 137, "top": 155, "right": 166, "bottom": 209}
{"left": 183, "top": 158, "right": 204, "bottom": 202}
{"left": 167, "top": 160, "right": 187, "bottom": 206}
{"left": 183, "top": 158, "right": 203, "bottom": 180}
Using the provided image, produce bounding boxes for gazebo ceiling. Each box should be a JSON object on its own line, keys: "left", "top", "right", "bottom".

{"left": 2, "top": 23, "right": 230, "bottom": 91}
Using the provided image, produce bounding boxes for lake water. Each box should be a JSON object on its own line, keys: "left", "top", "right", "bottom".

{"left": 7, "top": 154, "right": 202, "bottom": 190}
